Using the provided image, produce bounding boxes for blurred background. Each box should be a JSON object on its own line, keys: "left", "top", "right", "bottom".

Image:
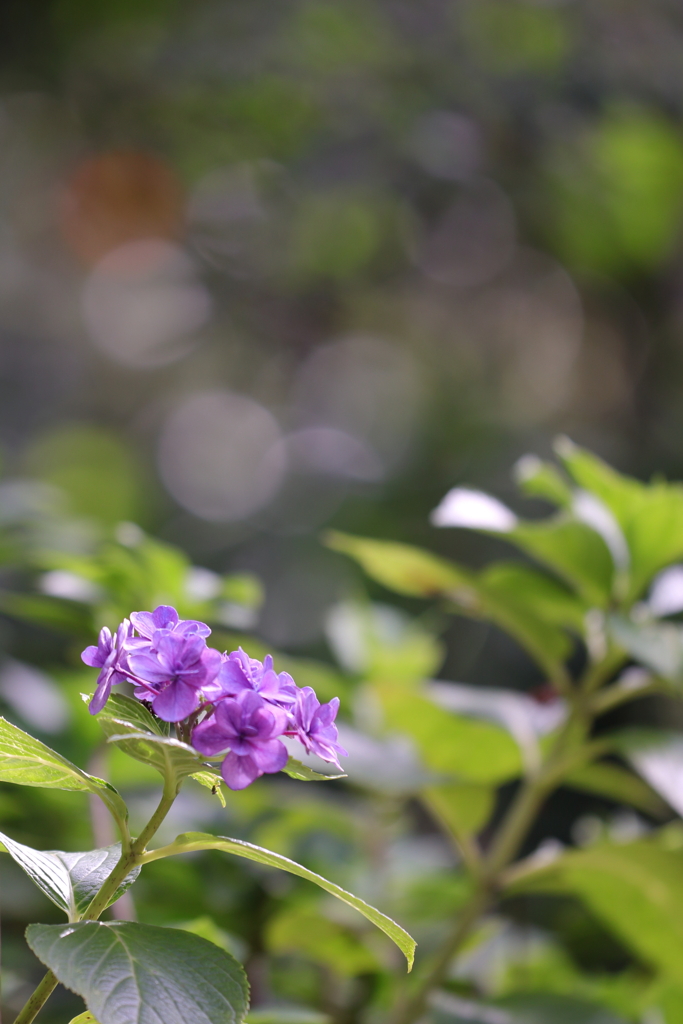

{"left": 1, "top": 0, "right": 683, "bottom": 1020}
{"left": 2, "top": 0, "right": 683, "bottom": 646}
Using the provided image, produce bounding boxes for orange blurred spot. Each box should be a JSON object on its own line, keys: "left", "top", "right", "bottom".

{"left": 59, "top": 150, "right": 185, "bottom": 266}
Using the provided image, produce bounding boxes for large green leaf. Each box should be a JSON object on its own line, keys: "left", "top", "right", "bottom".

{"left": 143, "top": 831, "right": 416, "bottom": 970}
{"left": 375, "top": 684, "right": 522, "bottom": 783}
{"left": 325, "top": 530, "right": 470, "bottom": 598}
{"left": 27, "top": 920, "right": 249, "bottom": 1024}
{"left": 0, "top": 832, "right": 139, "bottom": 920}
{"left": 511, "top": 518, "right": 614, "bottom": 607}
{"left": 326, "top": 533, "right": 575, "bottom": 677}
{"left": 0, "top": 716, "right": 127, "bottom": 824}
{"left": 508, "top": 839, "right": 683, "bottom": 985}
{"left": 557, "top": 439, "right": 683, "bottom": 599}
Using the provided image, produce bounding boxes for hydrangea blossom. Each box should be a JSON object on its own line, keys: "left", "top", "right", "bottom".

{"left": 82, "top": 604, "right": 347, "bottom": 789}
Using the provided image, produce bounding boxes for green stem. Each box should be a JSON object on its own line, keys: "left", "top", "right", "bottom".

{"left": 12, "top": 779, "right": 179, "bottom": 1024}
{"left": 590, "top": 674, "right": 662, "bottom": 715}
{"left": 392, "top": 886, "right": 492, "bottom": 1024}
{"left": 391, "top": 695, "right": 595, "bottom": 1024}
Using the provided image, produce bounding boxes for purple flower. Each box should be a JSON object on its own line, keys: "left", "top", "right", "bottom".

{"left": 82, "top": 619, "right": 133, "bottom": 714}
{"left": 130, "top": 605, "right": 211, "bottom": 641}
{"left": 216, "top": 648, "right": 298, "bottom": 707}
{"left": 192, "top": 691, "right": 288, "bottom": 790}
{"left": 126, "top": 631, "right": 222, "bottom": 722}
{"left": 290, "top": 687, "right": 347, "bottom": 770}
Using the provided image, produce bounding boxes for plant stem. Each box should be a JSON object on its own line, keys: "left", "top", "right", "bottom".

{"left": 11, "top": 972, "right": 59, "bottom": 1024}
{"left": 392, "top": 886, "right": 491, "bottom": 1024}
{"left": 12, "top": 780, "right": 178, "bottom": 1024}
{"left": 391, "top": 695, "right": 596, "bottom": 1024}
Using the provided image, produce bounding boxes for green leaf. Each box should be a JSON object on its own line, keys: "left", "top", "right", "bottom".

{"left": 608, "top": 615, "right": 683, "bottom": 681}
{"left": 326, "top": 532, "right": 574, "bottom": 677}
{"left": 281, "top": 757, "right": 346, "bottom": 782}
{"left": 0, "top": 716, "right": 128, "bottom": 826}
{"left": 27, "top": 920, "right": 249, "bottom": 1024}
{"left": 95, "top": 693, "right": 205, "bottom": 783}
{"left": 563, "top": 762, "right": 669, "bottom": 818}
{"left": 478, "top": 562, "right": 586, "bottom": 635}
{"left": 0, "top": 831, "right": 139, "bottom": 919}
{"left": 514, "top": 454, "right": 573, "bottom": 508}
{"left": 190, "top": 770, "right": 227, "bottom": 806}
{"left": 69, "top": 1014, "right": 100, "bottom": 1024}
{"left": 507, "top": 838, "right": 683, "bottom": 985}
{"left": 324, "top": 530, "right": 470, "bottom": 598}
{"left": 375, "top": 683, "right": 522, "bottom": 783}
{"left": 475, "top": 562, "right": 581, "bottom": 674}
{"left": 144, "top": 831, "right": 416, "bottom": 970}
{"left": 511, "top": 518, "right": 614, "bottom": 606}
{"left": 557, "top": 437, "right": 683, "bottom": 599}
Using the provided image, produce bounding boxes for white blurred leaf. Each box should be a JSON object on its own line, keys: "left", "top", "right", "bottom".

{"left": 430, "top": 488, "right": 518, "bottom": 532}
{"left": 648, "top": 565, "right": 683, "bottom": 617}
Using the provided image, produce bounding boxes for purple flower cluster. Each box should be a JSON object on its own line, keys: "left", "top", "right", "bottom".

{"left": 81, "top": 605, "right": 347, "bottom": 790}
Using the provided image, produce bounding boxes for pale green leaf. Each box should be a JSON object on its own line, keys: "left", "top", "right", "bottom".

{"left": 0, "top": 716, "right": 128, "bottom": 826}
{"left": 324, "top": 531, "right": 470, "bottom": 598}
{"left": 511, "top": 518, "right": 614, "bottom": 606}
{"left": 326, "top": 532, "right": 574, "bottom": 677}
{"left": 557, "top": 438, "right": 683, "bottom": 599}
{"left": 0, "top": 832, "right": 139, "bottom": 919}
{"left": 514, "top": 454, "right": 573, "bottom": 508}
{"left": 281, "top": 757, "right": 345, "bottom": 782}
{"left": 95, "top": 693, "right": 205, "bottom": 782}
{"left": 190, "top": 770, "right": 227, "bottom": 806}
{"left": 27, "top": 920, "right": 249, "bottom": 1024}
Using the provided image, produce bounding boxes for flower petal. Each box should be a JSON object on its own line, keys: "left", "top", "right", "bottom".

{"left": 152, "top": 681, "right": 200, "bottom": 722}
{"left": 221, "top": 751, "right": 262, "bottom": 790}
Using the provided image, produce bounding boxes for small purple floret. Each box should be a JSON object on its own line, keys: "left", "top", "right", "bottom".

{"left": 217, "top": 648, "right": 298, "bottom": 706}
{"left": 291, "top": 687, "right": 348, "bottom": 769}
{"left": 82, "top": 619, "right": 133, "bottom": 715}
{"left": 193, "top": 691, "right": 289, "bottom": 790}
{"left": 130, "top": 604, "right": 211, "bottom": 641}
